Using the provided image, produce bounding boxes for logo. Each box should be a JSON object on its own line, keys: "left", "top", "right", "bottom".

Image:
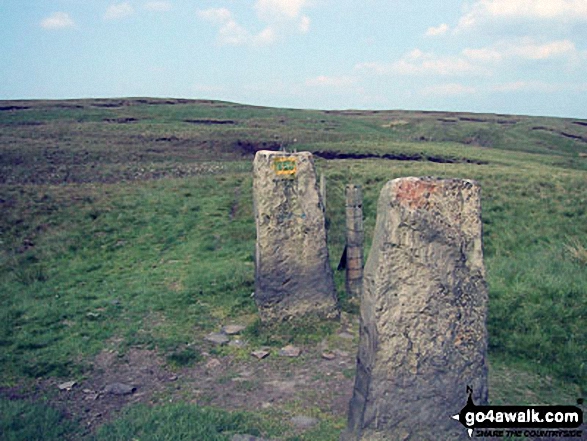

{"left": 272, "top": 157, "right": 297, "bottom": 176}
{"left": 451, "top": 386, "right": 584, "bottom": 438}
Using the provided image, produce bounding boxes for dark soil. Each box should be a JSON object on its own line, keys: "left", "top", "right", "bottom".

{"left": 184, "top": 119, "right": 237, "bottom": 125}
{"left": 235, "top": 140, "right": 282, "bottom": 155}
{"left": 312, "top": 150, "right": 487, "bottom": 164}
{"left": 531, "top": 126, "right": 587, "bottom": 143}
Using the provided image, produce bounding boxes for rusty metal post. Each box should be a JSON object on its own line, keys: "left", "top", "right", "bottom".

{"left": 345, "top": 184, "right": 363, "bottom": 298}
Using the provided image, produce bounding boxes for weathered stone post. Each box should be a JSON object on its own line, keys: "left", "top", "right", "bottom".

{"left": 345, "top": 184, "right": 364, "bottom": 299}
{"left": 342, "top": 177, "right": 489, "bottom": 441}
{"left": 253, "top": 151, "right": 339, "bottom": 322}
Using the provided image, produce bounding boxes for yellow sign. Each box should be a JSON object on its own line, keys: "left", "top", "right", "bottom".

{"left": 273, "top": 157, "right": 297, "bottom": 176}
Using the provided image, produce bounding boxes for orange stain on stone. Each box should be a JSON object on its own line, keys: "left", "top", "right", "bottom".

{"left": 394, "top": 179, "right": 440, "bottom": 209}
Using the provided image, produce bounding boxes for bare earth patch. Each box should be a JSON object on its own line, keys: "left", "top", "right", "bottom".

{"left": 1, "top": 320, "right": 359, "bottom": 437}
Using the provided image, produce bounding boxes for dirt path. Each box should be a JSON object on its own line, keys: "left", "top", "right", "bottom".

{"left": 3, "top": 319, "right": 359, "bottom": 437}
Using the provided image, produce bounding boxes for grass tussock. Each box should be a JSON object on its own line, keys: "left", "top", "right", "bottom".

{"left": 565, "top": 238, "right": 587, "bottom": 266}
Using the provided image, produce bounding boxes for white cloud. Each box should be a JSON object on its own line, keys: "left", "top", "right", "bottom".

{"left": 198, "top": 8, "right": 276, "bottom": 46}
{"left": 41, "top": 12, "right": 75, "bottom": 30}
{"left": 218, "top": 20, "right": 251, "bottom": 46}
{"left": 299, "top": 16, "right": 311, "bottom": 33}
{"left": 425, "top": 23, "right": 449, "bottom": 36}
{"left": 390, "top": 49, "right": 485, "bottom": 76}
{"left": 357, "top": 37, "right": 582, "bottom": 83}
{"left": 255, "top": 0, "right": 309, "bottom": 20}
{"left": 104, "top": 2, "right": 135, "bottom": 20}
{"left": 456, "top": 0, "right": 587, "bottom": 31}
{"left": 253, "top": 27, "right": 277, "bottom": 45}
{"left": 491, "top": 81, "right": 559, "bottom": 92}
{"left": 463, "top": 38, "right": 579, "bottom": 62}
{"left": 508, "top": 39, "right": 576, "bottom": 60}
{"left": 423, "top": 80, "right": 587, "bottom": 97}
{"left": 483, "top": 0, "right": 587, "bottom": 19}
{"left": 198, "top": 8, "right": 233, "bottom": 25}
{"left": 254, "top": 0, "right": 311, "bottom": 38}
{"left": 305, "top": 75, "right": 355, "bottom": 88}
{"left": 354, "top": 62, "right": 389, "bottom": 75}
{"left": 489, "top": 81, "right": 587, "bottom": 93}
{"left": 198, "top": 0, "right": 311, "bottom": 46}
{"left": 420, "top": 83, "right": 477, "bottom": 96}
{"left": 144, "top": 1, "right": 172, "bottom": 12}
{"left": 462, "top": 47, "right": 503, "bottom": 62}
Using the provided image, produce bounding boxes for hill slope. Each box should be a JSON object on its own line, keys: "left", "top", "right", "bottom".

{"left": 1, "top": 99, "right": 585, "bottom": 440}
{"left": 1, "top": 98, "right": 586, "bottom": 186}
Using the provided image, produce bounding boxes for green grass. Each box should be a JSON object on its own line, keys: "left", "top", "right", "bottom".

{"left": 0, "top": 397, "right": 345, "bottom": 441}
{"left": 91, "top": 403, "right": 275, "bottom": 441}
{"left": 243, "top": 315, "right": 340, "bottom": 348}
{"left": 1, "top": 98, "right": 586, "bottom": 439}
{"left": 0, "top": 398, "right": 82, "bottom": 441}
{"left": 0, "top": 175, "right": 258, "bottom": 381}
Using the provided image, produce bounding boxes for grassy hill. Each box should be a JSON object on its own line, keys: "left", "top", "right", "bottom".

{"left": 1, "top": 98, "right": 585, "bottom": 440}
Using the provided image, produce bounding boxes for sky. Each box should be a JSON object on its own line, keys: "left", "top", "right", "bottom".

{"left": 1, "top": 0, "right": 587, "bottom": 118}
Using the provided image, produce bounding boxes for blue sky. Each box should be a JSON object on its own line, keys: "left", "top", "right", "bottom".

{"left": 2, "top": 0, "right": 587, "bottom": 118}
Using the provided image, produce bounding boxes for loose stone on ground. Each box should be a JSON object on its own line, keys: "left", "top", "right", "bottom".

{"left": 278, "top": 345, "right": 301, "bottom": 357}
{"left": 103, "top": 383, "right": 136, "bottom": 396}
{"left": 251, "top": 349, "right": 270, "bottom": 360}
{"left": 231, "top": 435, "right": 275, "bottom": 441}
{"left": 290, "top": 415, "right": 320, "bottom": 430}
{"left": 223, "top": 324, "right": 246, "bottom": 335}
{"left": 57, "top": 381, "right": 77, "bottom": 391}
{"left": 205, "top": 332, "right": 230, "bottom": 345}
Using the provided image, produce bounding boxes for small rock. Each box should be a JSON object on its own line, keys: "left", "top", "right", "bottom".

{"left": 232, "top": 436, "right": 254, "bottom": 441}
{"left": 251, "top": 349, "right": 270, "bottom": 359}
{"left": 222, "top": 324, "right": 246, "bottom": 335}
{"left": 168, "top": 375, "right": 178, "bottom": 381}
{"left": 103, "top": 383, "right": 136, "bottom": 396}
{"left": 338, "top": 331, "right": 354, "bottom": 340}
{"left": 228, "top": 339, "right": 247, "bottom": 348}
{"left": 205, "top": 332, "right": 229, "bottom": 345}
{"left": 334, "top": 349, "right": 350, "bottom": 357}
{"left": 58, "top": 381, "right": 76, "bottom": 391}
{"left": 279, "top": 345, "right": 301, "bottom": 357}
{"left": 232, "top": 435, "right": 274, "bottom": 441}
{"left": 321, "top": 351, "right": 336, "bottom": 360}
{"left": 290, "top": 415, "right": 319, "bottom": 429}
